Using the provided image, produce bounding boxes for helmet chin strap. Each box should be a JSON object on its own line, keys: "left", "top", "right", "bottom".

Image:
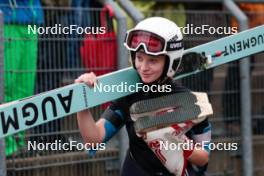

{"left": 172, "top": 57, "right": 183, "bottom": 75}
{"left": 156, "top": 56, "right": 170, "bottom": 84}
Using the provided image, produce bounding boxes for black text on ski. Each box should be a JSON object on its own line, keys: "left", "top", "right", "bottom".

{"left": 0, "top": 90, "right": 73, "bottom": 135}
{"left": 224, "top": 34, "right": 264, "bottom": 56}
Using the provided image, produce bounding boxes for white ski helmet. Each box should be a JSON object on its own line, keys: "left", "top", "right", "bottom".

{"left": 124, "top": 17, "right": 184, "bottom": 79}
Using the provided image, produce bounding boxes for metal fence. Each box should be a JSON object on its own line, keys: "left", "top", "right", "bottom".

{"left": 0, "top": 3, "right": 264, "bottom": 176}
{"left": 0, "top": 6, "right": 120, "bottom": 176}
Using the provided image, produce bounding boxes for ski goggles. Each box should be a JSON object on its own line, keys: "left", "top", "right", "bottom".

{"left": 124, "top": 30, "right": 183, "bottom": 55}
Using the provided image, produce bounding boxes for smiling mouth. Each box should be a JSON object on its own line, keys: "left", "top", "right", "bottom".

{"left": 141, "top": 73, "right": 152, "bottom": 77}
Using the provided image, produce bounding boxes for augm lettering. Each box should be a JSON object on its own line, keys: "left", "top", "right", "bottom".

{"left": 0, "top": 90, "right": 73, "bottom": 135}
{"left": 224, "top": 34, "right": 264, "bottom": 56}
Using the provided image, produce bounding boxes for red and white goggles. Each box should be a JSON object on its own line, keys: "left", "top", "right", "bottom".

{"left": 124, "top": 30, "right": 183, "bottom": 56}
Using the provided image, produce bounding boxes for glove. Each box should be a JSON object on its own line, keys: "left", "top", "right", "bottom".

{"left": 143, "top": 121, "right": 195, "bottom": 176}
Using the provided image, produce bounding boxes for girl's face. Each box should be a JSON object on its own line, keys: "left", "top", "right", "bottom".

{"left": 135, "top": 51, "right": 165, "bottom": 84}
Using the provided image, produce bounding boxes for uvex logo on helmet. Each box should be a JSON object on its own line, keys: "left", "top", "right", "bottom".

{"left": 167, "top": 41, "right": 183, "bottom": 51}
{"left": 166, "top": 34, "right": 183, "bottom": 51}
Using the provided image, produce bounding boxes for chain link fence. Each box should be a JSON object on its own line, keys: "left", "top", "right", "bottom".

{"left": 0, "top": 6, "right": 119, "bottom": 176}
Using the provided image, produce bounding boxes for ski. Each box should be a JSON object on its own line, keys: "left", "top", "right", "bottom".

{"left": 0, "top": 24, "right": 264, "bottom": 138}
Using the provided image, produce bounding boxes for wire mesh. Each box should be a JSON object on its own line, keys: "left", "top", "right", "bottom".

{"left": 1, "top": 6, "right": 119, "bottom": 176}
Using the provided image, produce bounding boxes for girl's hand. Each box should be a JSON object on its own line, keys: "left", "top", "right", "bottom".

{"left": 75, "top": 72, "right": 98, "bottom": 87}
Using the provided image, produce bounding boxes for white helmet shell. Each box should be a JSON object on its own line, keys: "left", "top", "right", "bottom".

{"left": 126, "top": 17, "right": 184, "bottom": 78}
